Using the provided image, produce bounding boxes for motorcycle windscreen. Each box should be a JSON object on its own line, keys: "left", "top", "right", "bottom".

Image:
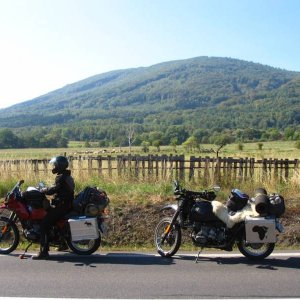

{"left": 245, "top": 216, "right": 276, "bottom": 243}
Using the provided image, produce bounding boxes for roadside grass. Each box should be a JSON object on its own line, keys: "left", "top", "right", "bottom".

{"left": 1, "top": 174, "right": 299, "bottom": 206}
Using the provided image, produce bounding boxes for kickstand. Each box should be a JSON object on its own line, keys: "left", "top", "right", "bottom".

{"left": 19, "top": 242, "right": 33, "bottom": 259}
{"left": 195, "top": 247, "right": 203, "bottom": 264}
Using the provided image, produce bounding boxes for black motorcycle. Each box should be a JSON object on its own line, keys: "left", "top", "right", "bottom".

{"left": 154, "top": 181, "right": 285, "bottom": 260}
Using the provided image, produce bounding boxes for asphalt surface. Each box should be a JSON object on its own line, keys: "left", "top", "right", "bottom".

{"left": 1, "top": 250, "right": 300, "bottom": 299}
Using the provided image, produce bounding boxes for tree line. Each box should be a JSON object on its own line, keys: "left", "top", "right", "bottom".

{"left": 1, "top": 124, "right": 299, "bottom": 149}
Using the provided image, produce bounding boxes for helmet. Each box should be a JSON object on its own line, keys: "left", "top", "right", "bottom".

{"left": 49, "top": 156, "right": 69, "bottom": 174}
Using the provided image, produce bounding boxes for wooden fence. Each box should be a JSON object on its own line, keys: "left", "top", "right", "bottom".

{"left": 0, "top": 155, "right": 299, "bottom": 184}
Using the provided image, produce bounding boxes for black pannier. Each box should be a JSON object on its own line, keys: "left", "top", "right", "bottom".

{"left": 254, "top": 194, "right": 269, "bottom": 216}
{"left": 269, "top": 194, "right": 285, "bottom": 217}
{"left": 190, "top": 201, "right": 219, "bottom": 222}
{"left": 253, "top": 189, "right": 285, "bottom": 217}
{"left": 22, "top": 190, "right": 47, "bottom": 209}
{"left": 73, "top": 186, "right": 109, "bottom": 216}
{"left": 226, "top": 189, "right": 249, "bottom": 212}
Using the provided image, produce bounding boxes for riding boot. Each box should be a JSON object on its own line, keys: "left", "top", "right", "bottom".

{"left": 32, "top": 247, "right": 50, "bottom": 260}
{"left": 32, "top": 234, "right": 50, "bottom": 260}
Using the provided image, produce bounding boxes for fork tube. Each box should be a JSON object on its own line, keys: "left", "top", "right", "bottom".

{"left": 8, "top": 211, "right": 18, "bottom": 222}
{"left": 161, "top": 209, "right": 180, "bottom": 244}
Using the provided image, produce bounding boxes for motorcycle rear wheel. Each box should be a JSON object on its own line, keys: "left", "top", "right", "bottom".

{"left": 237, "top": 235, "right": 275, "bottom": 260}
{"left": 154, "top": 217, "right": 181, "bottom": 258}
{"left": 0, "top": 217, "right": 20, "bottom": 254}
{"left": 66, "top": 235, "right": 101, "bottom": 255}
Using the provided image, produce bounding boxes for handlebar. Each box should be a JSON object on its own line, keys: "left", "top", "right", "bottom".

{"left": 173, "top": 180, "right": 218, "bottom": 201}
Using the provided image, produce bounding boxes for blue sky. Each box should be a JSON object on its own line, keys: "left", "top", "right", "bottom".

{"left": 0, "top": 0, "right": 299, "bottom": 109}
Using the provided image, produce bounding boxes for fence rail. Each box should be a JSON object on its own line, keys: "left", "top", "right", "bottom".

{"left": 0, "top": 155, "right": 299, "bottom": 184}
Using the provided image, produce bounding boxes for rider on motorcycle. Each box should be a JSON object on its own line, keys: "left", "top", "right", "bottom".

{"left": 32, "top": 156, "right": 75, "bottom": 260}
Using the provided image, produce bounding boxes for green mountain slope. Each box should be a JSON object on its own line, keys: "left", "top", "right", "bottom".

{"left": 0, "top": 56, "right": 299, "bottom": 146}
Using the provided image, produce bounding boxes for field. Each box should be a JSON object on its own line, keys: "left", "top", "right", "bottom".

{"left": 0, "top": 140, "right": 299, "bottom": 250}
{"left": 0, "top": 140, "right": 299, "bottom": 160}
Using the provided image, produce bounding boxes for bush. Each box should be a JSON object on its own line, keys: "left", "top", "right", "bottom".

{"left": 237, "top": 143, "right": 244, "bottom": 151}
{"left": 257, "top": 142, "right": 264, "bottom": 150}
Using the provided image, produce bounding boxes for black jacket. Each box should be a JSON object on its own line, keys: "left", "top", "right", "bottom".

{"left": 44, "top": 170, "right": 75, "bottom": 209}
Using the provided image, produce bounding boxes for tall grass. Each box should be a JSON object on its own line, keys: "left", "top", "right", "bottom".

{"left": 1, "top": 172, "right": 299, "bottom": 208}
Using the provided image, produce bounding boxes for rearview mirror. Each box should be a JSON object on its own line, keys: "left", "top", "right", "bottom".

{"left": 213, "top": 186, "right": 221, "bottom": 192}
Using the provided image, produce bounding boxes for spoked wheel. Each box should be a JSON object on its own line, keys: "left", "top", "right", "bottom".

{"left": 154, "top": 217, "right": 181, "bottom": 258}
{"left": 0, "top": 217, "right": 20, "bottom": 254}
{"left": 237, "top": 234, "right": 275, "bottom": 260}
{"left": 67, "top": 235, "right": 101, "bottom": 255}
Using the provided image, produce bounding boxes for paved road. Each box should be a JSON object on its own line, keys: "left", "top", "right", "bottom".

{"left": 0, "top": 251, "right": 300, "bottom": 299}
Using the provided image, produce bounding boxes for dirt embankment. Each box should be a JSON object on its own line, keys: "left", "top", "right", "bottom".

{"left": 104, "top": 198, "right": 300, "bottom": 248}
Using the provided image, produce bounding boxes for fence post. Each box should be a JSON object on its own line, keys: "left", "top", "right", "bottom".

{"left": 141, "top": 156, "right": 146, "bottom": 179}
{"left": 135, "top": 155, "right": 140, "bottom": 178}
{"left": 203, "top": 157, "right": 210, "bottom": 185}
{"left": 284, "top": 159, "right": 289, "bottom": 181}
{"left": 107, "top": 156, "right": 112, "bottom": 177}
{"left": 33, "top": 159, "right": 39, "bottom": 176}
{"left": 238, "top": 158, "right": 244, "bottom": 181}
{"left": 262, "top": 159, "right": 267, "bottom": 181}
{"left": 179, "top": 155, "right": 185, "bottom": 181}
{"left": 116, "top": 155, "right": 122, "bottom": 177}
{"left": 227, "top": 157, "right": 234, "bottom": 184}
{"left": 78, "top": 156, "right": 82, "bottom": 175}
{"left": 274, "top": 159, "right": 278, "bottom": 181}
{"left": 213, "top": 157, "right": 221, "bottom": 183}
{"left": 189, "top": 156, "right": 195, "bottom": 181}
{"left": 168, "top": 154, "right": 174, "bottom": 179}
{"left": 148, "top": 155, "right": 153, "bottom": 178}
{"left": 88, "top": 156, "right": 93, "bottom": 174}
{"left": 244, "top": 157, "right": 248, "bottom": 179}
{"left": 249, "top": 158, "right": 255, "bottom": 179}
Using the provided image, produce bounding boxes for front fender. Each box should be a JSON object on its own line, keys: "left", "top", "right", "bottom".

{"left": 161, "top": 203, "right": 178, "bottom": 213}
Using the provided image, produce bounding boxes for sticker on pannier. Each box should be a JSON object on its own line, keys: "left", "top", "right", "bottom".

{"left": 245, "top": 216, "right": 276, "bottom": 243}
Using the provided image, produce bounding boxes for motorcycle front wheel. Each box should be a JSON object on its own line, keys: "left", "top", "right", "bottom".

{"left": 154, "top": 217, "right": 181, "bottom": 258}
{"left": 67, "top": 235, "right": 101, "bottom": 255}
{"left": 237, "top": 234, "right": 275, "bottom": 260}
{"left": 0, "top": 217, "right": 20, "bottom": 254}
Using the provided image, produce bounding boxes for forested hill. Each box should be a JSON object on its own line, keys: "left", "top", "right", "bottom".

{"left": 1, "top": 56, "right": 300, "bottom": 147}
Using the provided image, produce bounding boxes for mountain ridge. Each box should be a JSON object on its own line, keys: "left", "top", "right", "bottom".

{"left": 2, "top": 56, "right": 298, "bottom": 113}
{"left": 0, "top": 56, "right": 299, "bottom": 147}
